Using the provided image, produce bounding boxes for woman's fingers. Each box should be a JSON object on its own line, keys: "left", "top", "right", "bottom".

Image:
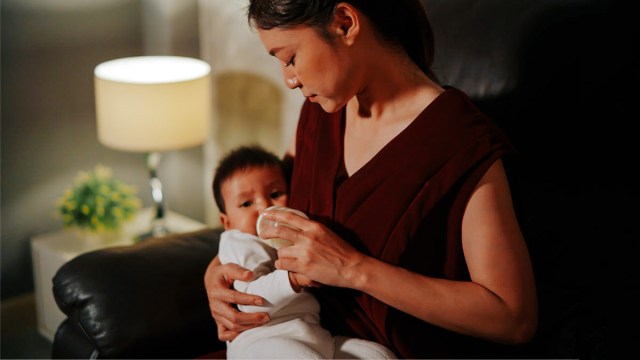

{"left": 274, "top": 256, "right": 296, "bottom": 271}
{"left": 216, "top": 323, "right": 239, "bottom": 342}
{"left": 260, "top": 223, "right": 301, "bottom": 245}
{"left": 218, "top": 262, "right": 254, "bottom": 283}
{"left": 212, "top": 302, "right": 268, "bottom": 332}
{"left": 213, "top": 285, "right": 265, "bottom": 307}
{"left": 260, "top": 209, "right": 310, "bottom": 234}
{"left": 204, "top": 260, "right": 270, "bottom": 341}
{"left": 210, "top": 291, "right": 269, "bottom": 342}
{"left": 215, "top": 315, "right": 265, "bottom": 341}
{"left": 206, "top": 263, "right": 264, "bottom": 306}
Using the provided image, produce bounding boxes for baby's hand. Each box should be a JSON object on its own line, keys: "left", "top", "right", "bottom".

{"left": 288, "top": 272, "right": 321, "bottom": 293}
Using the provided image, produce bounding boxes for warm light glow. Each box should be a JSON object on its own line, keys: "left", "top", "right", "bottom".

{"left": 95, "top": 56, "right": 211, "bottom": 84}
{"left": 94, "top": 56, "right": 212, "bottom": 152}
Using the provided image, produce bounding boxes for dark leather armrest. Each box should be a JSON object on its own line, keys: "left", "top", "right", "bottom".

{"left": 52, "top": 228, "right": 225, "bottom": 358}
{"left": 52, "top": 318, "right": 97, "bottom": 359}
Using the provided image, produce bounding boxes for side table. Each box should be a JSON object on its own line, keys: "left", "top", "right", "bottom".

{"left": 30, "top": 207, "right": 207, "bottom": 341}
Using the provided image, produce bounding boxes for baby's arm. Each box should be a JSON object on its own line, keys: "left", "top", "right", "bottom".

{"left": 218, "top": 230, "right": 301, "bottom": 314}
{"left": 236, "top": 269, "right": 300, "bottom": 313}
{"left": 289, "top": 272, "right": 319, "bottom": 292}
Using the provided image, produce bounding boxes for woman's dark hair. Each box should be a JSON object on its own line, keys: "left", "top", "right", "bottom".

{"left": 247, "top": 0, "right": 437, "bottom": 82}
{"left": 212, "top": 145, "right": 285, "bottom": 214}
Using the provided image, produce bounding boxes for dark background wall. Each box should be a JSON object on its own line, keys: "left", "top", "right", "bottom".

{"left": 1, "top": 0, "right": 203, "bottom": 300}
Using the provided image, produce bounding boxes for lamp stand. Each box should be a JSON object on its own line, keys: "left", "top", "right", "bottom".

{"left": 138, "top": 152, "right": 169, "bottom": 241}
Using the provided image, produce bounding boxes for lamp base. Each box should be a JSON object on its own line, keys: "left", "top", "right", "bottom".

{"left": 136, "top": 152, "right": 170, "bottom": 242}
{"left": 136, "top": 218, "right": 169, "bottom": 242}
{"left": 136, "top": 230, "right": 168, "bottom": 242}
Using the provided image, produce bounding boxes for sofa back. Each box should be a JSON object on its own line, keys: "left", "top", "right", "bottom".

{"left": 424, "top": 1, "right": 633, "bottom": 357}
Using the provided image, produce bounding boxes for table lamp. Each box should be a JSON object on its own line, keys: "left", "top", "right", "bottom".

{"left": 94, "top": 56, "right": 211, "bottom": 239}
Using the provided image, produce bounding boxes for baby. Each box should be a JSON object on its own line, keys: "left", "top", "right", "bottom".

{"left": 213, "top": 145, "right": 395, "bottom": 359}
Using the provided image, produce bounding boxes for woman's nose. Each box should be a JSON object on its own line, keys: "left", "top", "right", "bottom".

{"left": 283, "top": 68, "right": 300, "bottom": 89}
{"left": 286, "top": 76, "right": 300, "bottom": 89}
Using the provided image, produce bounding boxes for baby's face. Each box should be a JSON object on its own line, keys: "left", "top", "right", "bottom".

{"left": 220, "top": 165, "right": 288, "bottom": 235}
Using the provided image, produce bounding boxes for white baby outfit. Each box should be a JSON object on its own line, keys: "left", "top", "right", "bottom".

{"left": 218, "top": 229, "right": 396, "bottom": 359}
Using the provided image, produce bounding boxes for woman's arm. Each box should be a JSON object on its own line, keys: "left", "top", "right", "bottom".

{"left": 267, "top": 160, "right": 537, "bottom": 344}
{"left": 357, "top": 160, "right": 536, "bottom": 344}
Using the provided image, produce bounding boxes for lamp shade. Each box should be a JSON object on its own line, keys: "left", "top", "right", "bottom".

{"left": 94, "top": 56, "right": 211, "bottom": 152}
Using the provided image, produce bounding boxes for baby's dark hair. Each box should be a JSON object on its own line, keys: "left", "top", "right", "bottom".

{"left": 212, "top": 145, "right": 284, "bottom": 214}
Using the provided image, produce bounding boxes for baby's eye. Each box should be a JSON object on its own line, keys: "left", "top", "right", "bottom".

{"left": 270, "top": 191, "right": 284, "bottom": 199}
{"left": 239, "top": 200, "right": 252, "bottom": 208}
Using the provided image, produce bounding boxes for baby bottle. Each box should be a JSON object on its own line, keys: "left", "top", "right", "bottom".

{"left": 256, "top": 205, "right": 308, "bottom": 249}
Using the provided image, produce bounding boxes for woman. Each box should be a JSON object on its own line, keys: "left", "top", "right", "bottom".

{"left": 205, "top": 0, "right": 537, "bottom": 357}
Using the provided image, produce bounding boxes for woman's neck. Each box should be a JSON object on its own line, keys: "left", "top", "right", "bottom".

{"left": 349, "top": 49, "right": 442, "bottom": 125}
{"left": 342, "top": 52, "right": 444, "bottom": 176}
{"left": 350, "top": 71, "right": 442, "bottom": 126}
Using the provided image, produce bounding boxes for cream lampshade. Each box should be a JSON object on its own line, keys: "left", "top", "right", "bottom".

{"left": 94, "top": 56, "right": 212, "bottom": 238}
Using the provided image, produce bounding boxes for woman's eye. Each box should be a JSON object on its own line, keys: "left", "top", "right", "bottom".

{"left": 270, "top": 191, "right": 283, "bottom": 199}
{"left": 239, "top": 201, "right": 252, "bottom": 208}
{"left": 285, "top": 57, "right": 295, "bottom": 67}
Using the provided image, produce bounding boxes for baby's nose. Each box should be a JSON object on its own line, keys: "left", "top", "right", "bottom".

{"left": 256, "top": 198, "right": 272, "bottom": 211}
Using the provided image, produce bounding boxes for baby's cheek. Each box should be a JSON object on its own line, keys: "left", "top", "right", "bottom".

{"left": 242, "top": 215, "right": 260, "bottom": 236}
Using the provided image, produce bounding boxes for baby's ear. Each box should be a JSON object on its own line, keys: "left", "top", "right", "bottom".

{"left": 219, "top": 213, "right": 231, "bottom": 230}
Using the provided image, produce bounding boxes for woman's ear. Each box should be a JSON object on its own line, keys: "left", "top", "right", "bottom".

{"left": 333, "top": 3, "right": 360, "bottom": 45}
{"left": 219, "top": 213, "right": 232, "bottom": 230}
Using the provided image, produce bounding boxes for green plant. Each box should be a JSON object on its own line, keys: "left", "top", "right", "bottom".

{"left": 57, "top": 164, "right": 142, "bottom": 233}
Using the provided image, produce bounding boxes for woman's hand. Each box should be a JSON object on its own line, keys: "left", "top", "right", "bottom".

{"left": 258, "top": 209, "right": 367, "bottom": 290}
{"left": 204, "top": 257, "right": 270, "bottom": 341}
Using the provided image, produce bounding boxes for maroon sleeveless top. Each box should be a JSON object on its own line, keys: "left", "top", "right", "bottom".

{"left": 288, "top": 88, "right": 516, "bottom": 358}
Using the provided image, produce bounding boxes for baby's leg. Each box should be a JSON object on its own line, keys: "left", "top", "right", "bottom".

{"left": 333, "top": 335, "right": 397, "bottom": 359}
{"left": 229, "top": 336, "right": 325, "bottom": 359}
{"left": 227, "top": 319, "right": 334, "bottom": 359}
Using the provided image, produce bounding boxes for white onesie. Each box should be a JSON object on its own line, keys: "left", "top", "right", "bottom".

{"left": 218, "top": 229, "right": 396, "bottom": 359}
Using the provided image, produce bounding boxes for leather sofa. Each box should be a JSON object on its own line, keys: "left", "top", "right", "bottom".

{"left": 52, "top": 229, "right": 225, "bottom": 359}
{"left": 52, "top": 0, "right": 633, "bottom": 358}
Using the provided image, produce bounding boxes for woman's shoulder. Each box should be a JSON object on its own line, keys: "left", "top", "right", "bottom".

{"left": 430, "top": 86, "right": 476, "bottom": 110}
{"left": 413, "top": 86, "right": 515, "bottom": 155}
{"left": 416, "top": 86, "right": 490, "bottom": 127}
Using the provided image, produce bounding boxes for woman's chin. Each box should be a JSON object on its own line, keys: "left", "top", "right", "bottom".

{"left": 317, "top": 99, "right": 347, "bottom": 114}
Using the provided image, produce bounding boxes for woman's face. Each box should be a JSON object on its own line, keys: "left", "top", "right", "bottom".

{"left": 258, "top": 25, "right": 358, "bottom": 113}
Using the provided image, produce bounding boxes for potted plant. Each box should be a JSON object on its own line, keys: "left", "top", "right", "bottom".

{"left": 56, "top": 164, "right": 141, "bottom": 241}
